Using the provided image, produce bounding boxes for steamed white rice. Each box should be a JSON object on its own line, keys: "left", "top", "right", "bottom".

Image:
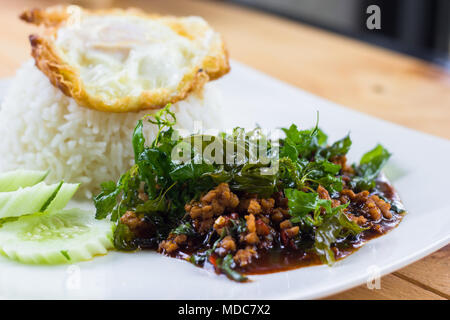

{"left": 0, "top": 60, "right": 225, "bottom": 199}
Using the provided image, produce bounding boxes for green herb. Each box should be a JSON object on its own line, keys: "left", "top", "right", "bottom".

{"left": 351, "top": 144, "right": 391, "bottom": 191}
{"left": 285, "top": 188, "right": 367, "bottom": 264}
{"left": 318, "top": 134, "right": 352, "bottom": 160}
{"left": 171, "top": 222, "right": 196, "bottom": 236}
{"left": 94, "top": 181, "right": 120, "bottom": 220}
{"left": 113, "top": 223, "right": 138, "bottom": 251}
{"left": 314, "top": 212, "right": 367, "bottom": 265}
{"left": 132, "top": 120, "right": 145, "bottom": 160}
{"left": 217, "top": 254, "right": 248, "bottom": 282}
{"left": 300, "top": 160, "right": 343, "bottom": 193}
{"left": 190, "top": 231, "right": 225, "bottom": 265}
{"left": 286, "top": 189, "right": 347, "bottom": 226}
{"left": 229, "top": 218, "right": 247, "bottom": 235}
{"left": 280, "top": 120, "right": 327, "bottom": 161}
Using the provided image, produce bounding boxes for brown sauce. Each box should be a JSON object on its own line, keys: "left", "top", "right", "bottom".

{"left": 179, "top": 178, "right": 404, "bottom": 277}
{"left": 239, "top": 177, "right": 405, "bottom": 275}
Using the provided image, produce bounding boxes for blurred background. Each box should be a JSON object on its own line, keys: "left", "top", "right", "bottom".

{"left": 232, "top": 0, "right": 450, "bottom": 66}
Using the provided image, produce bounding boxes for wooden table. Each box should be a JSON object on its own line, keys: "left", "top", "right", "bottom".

{"left": 0, "top": 0, "right": 448, "bottom": 299}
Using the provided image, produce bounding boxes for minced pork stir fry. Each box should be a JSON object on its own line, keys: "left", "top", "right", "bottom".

{"left": 94, "top": 106, "right": 405, "bottom": 282}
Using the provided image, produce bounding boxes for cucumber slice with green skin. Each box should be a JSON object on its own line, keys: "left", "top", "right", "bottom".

{"left": 0, "top": 182, "right": 61, "bottom": 219}
{"left": 0, "top": 208, "right": 114, "bottom": 264}
{"left": 44, "top": 183, "right": 80, "bottom": 212}
{"left": 0, "top": 170, "right": 49, "bottom": 192}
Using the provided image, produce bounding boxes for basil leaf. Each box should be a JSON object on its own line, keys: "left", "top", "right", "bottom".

{"left": 352, "top": 144, "right": 391, "bottom": 191}
{"left": 171, "top": 222, "right": 196, "bottom": 236}
{"left": 132, "top": 120, "right": 145, "bottom": 160}
{"left": 319, "top": 134, "right": 352, "bottom": 160}
{"left": 285, "top": 189, "right": 320, "bottom": 221}
{"left": 218, "top": 254, "right": 248, "bottom": 282}
{"left": 94, "top": 181, "right": 120, "bottom": 220}
{"left": 315, "top": 212, "right": 367, "bottom": 265}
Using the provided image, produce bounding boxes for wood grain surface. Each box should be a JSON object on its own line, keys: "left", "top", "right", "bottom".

{"left": 0, "top": 0, "right": 448, "bottom": 300}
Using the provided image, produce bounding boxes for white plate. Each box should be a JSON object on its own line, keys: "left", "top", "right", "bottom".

{"left": 0, "top": 61, "right": 449, "bottom": 300}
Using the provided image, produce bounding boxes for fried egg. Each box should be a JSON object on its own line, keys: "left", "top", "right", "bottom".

{"left": 21, "top": 6, "right": 230, "bottom": 112}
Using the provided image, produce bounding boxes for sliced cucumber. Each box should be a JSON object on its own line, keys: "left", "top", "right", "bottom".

{"left": 0, "top": 182, "right": 61, "bottom": 219}
{"left": 0, "top": 208, "right": 114, "bottom": 264}
{"left": 44, "top": 183, "right": 80, "bottom": 212}
{"left": 0, "top": 170, "right": 48, "bottom": 192}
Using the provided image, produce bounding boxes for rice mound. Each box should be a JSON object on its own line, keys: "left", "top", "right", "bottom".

{"left": 0, "top": 60, "right": 225, "bottom": 199}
